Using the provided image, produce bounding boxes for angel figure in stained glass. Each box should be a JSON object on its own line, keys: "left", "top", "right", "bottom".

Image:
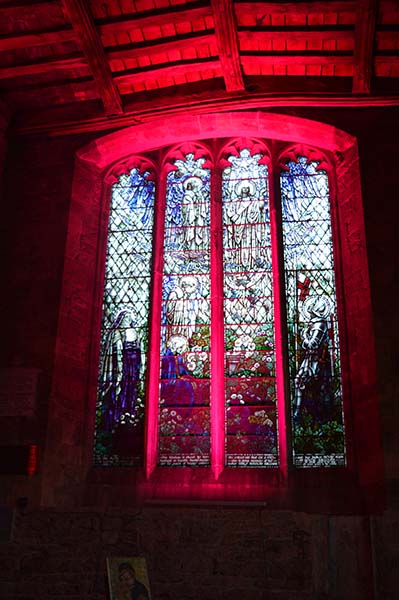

{"left": 99, "top": 309, "right": 141, "bottom": 431}
{"left": 165, "top": 275, "right": 207, "bottom": 344}
{"left": 165, "top": 154, "right": 210, "bottom": 252}
{"left": 293, "top": 296, "right": 333, "bottom": 423}
{"left": 181, "top": 176, "right": 208, "bottom": 250}
{"left": 125, "top": 169, "right": 154, "bottom": 227}
{"left": 225, "top": 179, "right": 269, "bottom": 270}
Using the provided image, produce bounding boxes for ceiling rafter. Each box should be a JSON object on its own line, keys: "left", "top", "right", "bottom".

{"left": 97, "top": 4, "right": 213, "bottom": 36}
{"left": 0, "top": 33, "right": 216, "bottom": 80}
{"left": 107, "top": 32, "right": 215, "bottom": 64}
{"left": 238, "top": 28, "right": 354, "bottom": 42}
{"left": 113, "top": 58, "right": 221, "bottom": 87}
{"left": 62, "top": 0, "right": 123, "bottom": 115}
{"left": 235, "top": 1, "right": 357, "bottom": 15}
{"left": 0, "top": 5, "right": 213, "bottom": 53}
{"left": 0, "top": 28, "right": 75, "bottom": 51}
{"left": 352, "top": 0, "right": 378, "bottom": 93}
{"left": 2, "top": 57, "right": 222, "bottom": 99}
{"left": 0, "top": 0, "right": 57, "bottom": 10}
{"left": 0, "top": 55, "right": 87, "bottom": 79}
{"left": 240, "top": 54, "right": 354, "bottom": 66}
{"left": 211, "top": 0, "right": 245, "bottom": 91}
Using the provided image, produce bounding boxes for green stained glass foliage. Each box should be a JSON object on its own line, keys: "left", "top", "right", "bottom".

{"left": 222, "top": 149, "right": 278, "bottom": 467}
{"left": 158, "top": 153, "right": 212, "bottom": 466}
{"left": 280, "top": 157, "right": 345, "bottom": 467}
{"left": 94, "top": 168, "right": 155, "bottom": 467}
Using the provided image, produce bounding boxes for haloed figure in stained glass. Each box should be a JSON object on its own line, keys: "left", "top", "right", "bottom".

{"left": 181, "top": 176, "right": 208, "bottom": 250}
{"left": 99, "top": 309, "right": 142, "bottom": 431}
{"left": 293, "top": 295, "right": 334, "bottom": 424}
{"left": 225, "top": 179, "right": 269, "bottom": 270}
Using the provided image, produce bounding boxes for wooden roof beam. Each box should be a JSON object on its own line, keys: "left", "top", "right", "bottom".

{"left": 0, "top": 28, "right": 76, "bottom": 52}
{"left": 0, "top": 55, "right": 87, "bottom": 79}
{"left": 0, "top": 5, "right": 213, "bottom": 53}
{"left": 352, "top": 0, "right": 378, "bottom": 93}
{"left": 0, "top": 33, "right": 216, "bottom": 80}
{"left": 97, "top": 4, "right": 213, "bottom": 36}
{"left": 113, "top": 58, "right": 221, "bottom": 87}
{"left": 235, "top": 1, "right": 357, "bottom": 15}
{"left": 62, "top": 0, "right": 123, "bottom": 115}
{"left": 211, "top": 0, "right": 245, "bottom": 92}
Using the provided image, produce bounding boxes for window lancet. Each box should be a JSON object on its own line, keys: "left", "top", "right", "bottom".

{"left": 222, "top": 146, "right": 277, "bottom": 467}
{"left": 280, "top": 156, "right": 345, "bottom": 467}
{"left": 95, "top": 166, "right": 155, "bottom": 466}
{"left": 159, "top": 150, "right": 212, "bottom": 467}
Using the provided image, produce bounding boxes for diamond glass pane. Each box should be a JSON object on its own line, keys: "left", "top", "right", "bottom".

{"left": 281, "top": 157, "right": 345, "bottom": 467}
{"left": 158, "top": 153, "right": 211, "bottom": 467}
{"left": 222, "top": 149, "right": 278, "bottom": 467}
{"left": 94, "top": 168, "right": 155, "bottom": 467}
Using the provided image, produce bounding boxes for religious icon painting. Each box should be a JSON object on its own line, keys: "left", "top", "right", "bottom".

{"left": 107, "top": 556, "right": 152, "bottom": 600}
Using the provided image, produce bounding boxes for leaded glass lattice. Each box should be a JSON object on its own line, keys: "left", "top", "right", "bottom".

{"left": 222, "top": 149, "right": 278, "bottom": 467}
{"left": 280, "top": 157, "right": 345, "bottom": 467}
{"left": 158, "top": 154, "right": 212, "bottom": 466}
{"left": 94, "top": 168, "right": 155, "bottom": 467}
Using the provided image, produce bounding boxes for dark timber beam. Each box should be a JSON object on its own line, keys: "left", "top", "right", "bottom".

{"left": 0, "top": 0, "right": 57, "bottom": 9}
{"left": 352, "top": 0, "right": 378, "bottom": 93}
{"left": 0, "top": 5, "right": 212, "bottom": 52}
{"left": 0, "top": 55, "right": 87, "bottom": 79}
{"left": 98, "top": 5, "right": 213, "bottom": 36}
{"left": 211, "top": 0, "right": 245, "bottom": 91}
{"left": 0, "top": 29, "right": 76, "bottom": 51}
{"left": 235, "top": 1, "right": 357, "bottom": 15}
{"left": 62, "top": 0, "right": 123, "bottom": 115}
{"left": 12, "top": 92, "right": 399, "bottom": 138}
{"left": 107, "top": 33, "right": 215, "bottom": 64}
{"left": 113, "top": 58, "right": 221, "bottom": 87}
{"left": 0, "top": 34, "right": 216, "bottom": 80}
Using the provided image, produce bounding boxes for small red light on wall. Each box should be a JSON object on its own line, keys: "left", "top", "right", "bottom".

{"left": 27, "top": 445, "right": 38, "bottom": 476}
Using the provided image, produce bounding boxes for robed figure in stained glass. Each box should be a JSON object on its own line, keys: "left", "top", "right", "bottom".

{"left": 181, "top": 176, "right": 208, "bottom": 250}
{"left": 99, "top": 309, "right": 142, "bottom": 431}
{"left": 160, "top": 334, "right": 195, "bottom": 406}
{"left": 224, "top": 179, "right": 269, "bottom": 270}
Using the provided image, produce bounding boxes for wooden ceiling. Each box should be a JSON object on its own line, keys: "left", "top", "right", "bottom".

{"left": 1, "top": 0, "right": 399, "bottom": 135}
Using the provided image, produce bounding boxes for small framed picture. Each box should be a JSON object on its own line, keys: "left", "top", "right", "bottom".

{"left": 106, "top": 556, "right": 151, "bottom": 600}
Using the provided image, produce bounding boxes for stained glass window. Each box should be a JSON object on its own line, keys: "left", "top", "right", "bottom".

{"left": 94, "top": 167, "right": 155, "bottom": 466}
{"left": 280, "top": 157, "right": 345, "bottom": 467}
{"left": 94, "top": 143, "right": 346, "bottom": 473}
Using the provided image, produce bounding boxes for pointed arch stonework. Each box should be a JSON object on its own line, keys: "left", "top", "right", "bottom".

{"left": 42, "top": 112, "right": 383, "bottom": 511}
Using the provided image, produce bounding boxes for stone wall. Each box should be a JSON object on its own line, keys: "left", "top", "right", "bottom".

{"left": 1, "top": 506, "right": 398, "bottom": 600}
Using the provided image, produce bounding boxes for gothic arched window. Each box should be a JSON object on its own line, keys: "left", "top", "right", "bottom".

{"left": 42, "top": 112, "right": 381, "bottom": 509}
{"left": 94, "top": 139, "right": 346, "bottom": 476}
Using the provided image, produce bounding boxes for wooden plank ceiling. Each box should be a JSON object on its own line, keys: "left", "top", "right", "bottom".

{"left": 0, "top": 0, "right": 398, "bottom": 135}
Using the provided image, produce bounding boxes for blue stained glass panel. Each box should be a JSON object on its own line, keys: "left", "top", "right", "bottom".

{"left": 281, "top": 157, "right": 345, "bottom": 467}
{"left": 94, "top": 168, "right": 155, "bottom": 467}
